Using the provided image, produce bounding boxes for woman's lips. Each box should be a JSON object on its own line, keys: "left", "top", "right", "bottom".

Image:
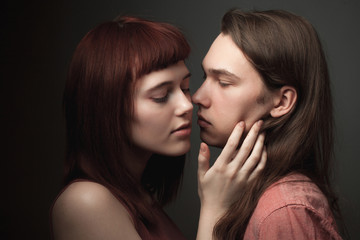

{"left": 171, "top": 123, "right": 192, "bottom": 137}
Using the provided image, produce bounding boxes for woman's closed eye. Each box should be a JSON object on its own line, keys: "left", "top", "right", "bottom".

{"left": 152, "top": 92, "right": 169, "bottom": 103}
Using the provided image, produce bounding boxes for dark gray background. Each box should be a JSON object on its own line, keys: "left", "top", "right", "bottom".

{"left": 2, "top": 0, "right": 359, "bottom": 239}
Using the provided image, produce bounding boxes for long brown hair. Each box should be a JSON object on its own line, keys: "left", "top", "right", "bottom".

{"left": 214, "top": 9, "right": 342, "bottom": 239}
{"left": 63, "top": 16, "right": 190, "bottom": 230}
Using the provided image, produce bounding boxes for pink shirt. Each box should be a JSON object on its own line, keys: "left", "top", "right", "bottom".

{"left": 244, "top": 173, "right": 342, "bottom": 240}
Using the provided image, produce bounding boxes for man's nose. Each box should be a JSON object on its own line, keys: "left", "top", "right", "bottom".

{"left": 192, "top": 81, "right": 210, "bottom": 108}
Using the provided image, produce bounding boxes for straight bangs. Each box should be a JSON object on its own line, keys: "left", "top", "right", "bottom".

{"left": 63, "top": 16, "right": 191, "bottom": 230}
{"left": 116, "top": 16, "right": 191, "bottom": 80}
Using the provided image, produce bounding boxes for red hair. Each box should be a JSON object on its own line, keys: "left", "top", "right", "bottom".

{"left": 63, "top": 16, "right": 190, "bottom": 230}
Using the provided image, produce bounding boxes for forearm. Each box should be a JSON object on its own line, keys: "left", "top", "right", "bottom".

{"left": 196, "top": 206, "right": 224, "bottom": 240}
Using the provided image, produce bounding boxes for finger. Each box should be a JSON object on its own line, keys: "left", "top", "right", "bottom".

{"left": 231, "top": 120, "right": 263, "bottom": 167}
{"left": 198, "top": 142, "right": 210, "bottom": 179}
{"left": 237, "top": 132, "right": 265, "bottom": 172}
{"left": 247, "top": 146, "right": 267, "bottom": 183}
{"left": 214, "top": 122, "right": 245, "bottom": 167}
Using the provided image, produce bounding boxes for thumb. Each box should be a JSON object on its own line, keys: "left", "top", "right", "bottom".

{"left": 198, "top": 142, "right": 210, "bottom": 179}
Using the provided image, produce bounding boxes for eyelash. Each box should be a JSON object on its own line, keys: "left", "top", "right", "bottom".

{"left": 153, "top": 93, "right": 169, "bottom": 103}
{"left": 152, "top": 87, "right": 190, "bottom": 104}
{"left": 203, "top": 72, "right": 230, "bottom": 87}
{"left": 219, "top": 81, "right": 230, "bottom": 87}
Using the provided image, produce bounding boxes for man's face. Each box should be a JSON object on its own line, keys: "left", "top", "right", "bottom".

{"left": 192, "top": 33, "right": 274, "bottom": 147}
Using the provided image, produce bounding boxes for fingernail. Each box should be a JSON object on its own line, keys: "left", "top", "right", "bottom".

{"left": 200, "top": 143, "right": 206, "bottom": 152}
{"left": 257, "top": 120, "right": 263, "bottom": 127}
{"left": 239, "top": 121, "right": 245, "bottom": 128}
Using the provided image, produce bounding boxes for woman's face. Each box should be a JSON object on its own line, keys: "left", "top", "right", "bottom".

{"left": 131, "top": 61, "right": 193, "bottom": 156}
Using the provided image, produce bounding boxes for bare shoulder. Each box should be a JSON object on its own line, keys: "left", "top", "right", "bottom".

{"left": 53, "top": 181, "right": 123, "bottom": 213}
{"left": 52, "top": 181, "right": 141, "bottom": 240}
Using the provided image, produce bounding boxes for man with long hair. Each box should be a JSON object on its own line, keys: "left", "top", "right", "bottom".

{"left": 193, "top": 9, "right": 343, "bottom": 239}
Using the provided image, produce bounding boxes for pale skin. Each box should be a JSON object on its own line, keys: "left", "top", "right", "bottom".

{"left": 52, "top": 61, "right": 267, "bottom": 240}
{"left": 192, "top": 34, "right": 297, "bottom": 148}
{"left": 193, "top": 33, "right": 297, "bottom": 239}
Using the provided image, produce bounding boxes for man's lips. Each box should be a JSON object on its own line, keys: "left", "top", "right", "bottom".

{"left": 197, "top": 115, "right": 211, "bottom": 128}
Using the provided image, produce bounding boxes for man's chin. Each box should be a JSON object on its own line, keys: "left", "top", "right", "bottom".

{"left": 200, "top": 132, "right": 226, "bottom": 148}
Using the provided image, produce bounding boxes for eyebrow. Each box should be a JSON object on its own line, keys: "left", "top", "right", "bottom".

{"left": 148, "top": 72, "right": 192, "bottom": 91}
{"left": 202, "top": 65, "right": 240, "bottom": 81}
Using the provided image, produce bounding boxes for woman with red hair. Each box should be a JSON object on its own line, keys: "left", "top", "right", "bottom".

{"left": 51, "top": 16, "right": 266, "bottom": 239}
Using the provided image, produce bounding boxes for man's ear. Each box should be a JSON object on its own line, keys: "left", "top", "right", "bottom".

{"left": 270, "top": 86, "right": 297, "bottom": 118}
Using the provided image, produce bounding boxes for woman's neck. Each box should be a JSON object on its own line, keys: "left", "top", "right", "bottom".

{"left": 122, "top": 143, "right": 152, "bottom": 183}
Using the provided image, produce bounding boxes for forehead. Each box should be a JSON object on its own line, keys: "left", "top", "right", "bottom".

{"left": 202, "top": 33, "right": 252, "bottom": 76}
{"left": 136, "top": 61, "right": 189, "bottom": 90}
